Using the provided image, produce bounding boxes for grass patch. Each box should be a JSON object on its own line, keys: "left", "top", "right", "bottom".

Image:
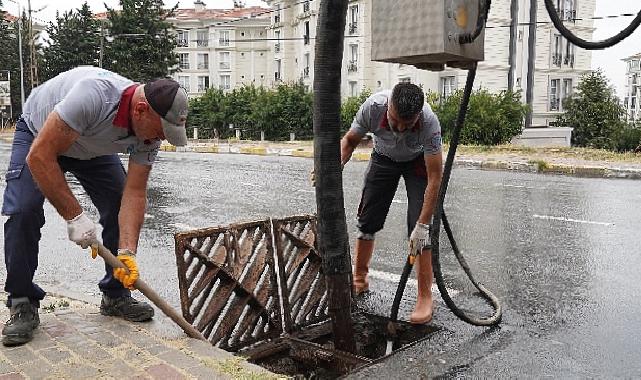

{"left": 447, "top": 144, "right": 641, "bottom": 163}
{"left": 528, "top": 159, "right": 549, "bottom": 171}
{"left": 42, "top": 299, "right": 70, "bottom": 313}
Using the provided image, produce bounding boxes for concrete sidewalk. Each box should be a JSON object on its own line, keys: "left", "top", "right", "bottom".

{"left": 0, "top": 292, "right": 277, "bottom": 380}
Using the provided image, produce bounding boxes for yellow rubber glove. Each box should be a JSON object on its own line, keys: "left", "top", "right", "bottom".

{"left": 89, "top": 245, "right": 98, "bottom": 259}
{"left": 113, "top": 249, "right": 139, "bottom": 290}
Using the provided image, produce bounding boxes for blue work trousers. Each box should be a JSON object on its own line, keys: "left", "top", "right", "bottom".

{"left": 2, "top": 119, "right": 129, "bottom": 307}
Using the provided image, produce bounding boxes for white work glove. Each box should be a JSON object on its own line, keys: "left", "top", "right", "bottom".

{"left": 66, "top": 211, "right": 97, "bottom": 249}
{"left": 409, "top": 222, "right": 431, "bottom": 253}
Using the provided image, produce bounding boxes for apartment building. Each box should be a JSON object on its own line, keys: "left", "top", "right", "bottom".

{"left": 264, "top": 0, "right": 595, "bottom": 129}
{"left": 167, "top": 1, "right": 271, "bottom": 96}
{"left": 622, "top": 53, "right": 641, "bottom": 121}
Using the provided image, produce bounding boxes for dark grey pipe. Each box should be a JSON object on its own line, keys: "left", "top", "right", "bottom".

{"left": 508, "top": 0, "right": 519, "bottom": 91}
{"left": 525, "top": 0, "right": 537, "bottom": 128}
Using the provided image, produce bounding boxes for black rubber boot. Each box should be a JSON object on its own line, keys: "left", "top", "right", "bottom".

{"left": 100, "top": 295, "right": 154, "bottom": 322}
{"left": 2, "top": 298, "right": 40, "bottom": 346}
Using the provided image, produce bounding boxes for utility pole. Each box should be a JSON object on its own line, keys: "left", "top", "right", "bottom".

{"left": 17, "top": 2, "right": 25, "bottom": 107}
{"left": 27, "top": 0, "right": 38, "bottom": 88}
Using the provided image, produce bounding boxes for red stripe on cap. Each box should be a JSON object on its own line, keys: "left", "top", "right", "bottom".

{"left": 113, "top": 84, "right": 140, "bottom": 130}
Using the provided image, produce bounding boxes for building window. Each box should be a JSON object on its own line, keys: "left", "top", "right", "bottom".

{"left": 179, "top": 53, "right": 189, "bottom": 70}
{"left": 219, "top": 30, "right": 230, "bottom": 46}
{"left": 177, "top": 30, "right": 188, "bottom": 47}
{"left": 564, "top": 41, "right": 575, "bottom": 67}
{"left": 549, "top": 79, "right": 560, "bottom": 111}
{"left": 631, "top": 60, "right": 640, "bottom": 71}
{"left": 556, "top": 0, "right": 575, "bottom": 22}
{"left": 552, "top": 34, "right": 562, "bottom": 67}
{"left": 440, "top": 76, "right": 456, "bottom": 98}
{"left": 304, "top": 21, "right": 310, "bottom": 45}
{"left": 349, "top": 5, "right": 358, "bottom": 34}
{"left": 274, "top": 4, "right": 281, "bottom": 23}
{"left": 274, "top": 30, "right": 281, "bottom": 53}
{"left": 219, "top": 52, "right": 230, "bottom": 70}
{"left": 348, "top": 44, "right": 358, "bottom": 72}
{"left": 349, "top": 81, "right": 358, "bottom": 97}
{"left": 197, "top": 53, "right": 209, "bottom": 70}
{"left": 562, "top": 78, "right": 573, "bottom": 105}
{"left": 219, "top": 75, "right": 231, "bottom": 90}
{"left": 197, "top": 76, "right": 210, "bottom": 92}
{"left": 178, "top": 76, "right": 190, "bottom": 92}
{"left": 303, "top": 0, "right": 310, "bottom": 12}
{"left": 275, "top": 59, "right": 282, "bottom": 81}
{"left": 399, "top": 77, "right": 411, "bottom": 84}
{"left": 196, "top": 30, "right": 208, "bottom": 47}
{"left": 303, "top": 53, "right": 310, "bottom": 78}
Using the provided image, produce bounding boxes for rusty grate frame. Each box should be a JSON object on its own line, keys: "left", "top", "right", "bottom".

{"left": 175, "top": 214, "right": 330, "bottom": 351}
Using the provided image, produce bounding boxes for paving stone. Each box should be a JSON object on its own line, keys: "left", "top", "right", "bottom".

{"left": 61, "top": 363, "right": 101, "bottom": 378}
{"left": 95, "top": 359, "right": 138, "bottom": 379}
{"left": 82, "top": 344, "right": 113, "bottom": 361}
{"left": 0, "top": 361, "right": 15, "bottom": 375}
{"left": 87, "top": 331, "right": 121, "bottom": 348}
{"left": 2, "top": 346, "right": 37, "bottom": 366}
{"left": 38, "top": 347, "right": 73, "bottom": 364}
{"left": 42, "top": 321, "right": 75, "bottom": 339}
{"left": 145, "top": 344, "right": 171, "bottom": 356}
{"left": 15, "top": 359, "right": 53, "bottom": 379}
{"left": 27, "top": 332, "right": 57, "bottom": 350}
{"left": 145, "top": 363, "right": 187, "bottom": 380}
{"left": 158, "top": 350, "right": 202, "bottom": 369}
{"left": 117, "top": 348, "right": 158, "bottom": 368}
{"left": 183, "top": 340, "right": 231, "bottom": 360}
{"left": 0, "top": 373, "right": 25, "bottom": 380}
{"left": 185, "top": 364, "right": 231, "bottom": 380}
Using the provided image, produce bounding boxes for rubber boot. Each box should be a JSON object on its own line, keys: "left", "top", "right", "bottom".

{"left": 353, "top": 239, "right": 374, "bottom": 295}
{"left": 410, "top": 249, "right": 434, "bottom": 324}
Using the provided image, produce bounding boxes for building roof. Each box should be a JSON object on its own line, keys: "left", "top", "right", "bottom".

{"left": 622, "top": 52, "right": 641, "bottom": 62}
{"left": 2, "top": 11, "right": 18, "bottom": 22}
{"left": 170, "top": 6, "right": 270, "bottom": 21}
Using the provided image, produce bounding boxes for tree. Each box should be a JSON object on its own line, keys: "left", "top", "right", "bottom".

{"left": 340, "top": 88, "right": 371, "bottom": 133}
{"left": 431, "top": 89, "right": 528, "bottom": 145}
{"left": 555, "top": 70, "right": 626, "bottom": 149}
{"left": 41, "top": 2, "right": 101, "bottom": 81}
{"left": 0, "top": 10, "right": 40, "bottom": 119}
{"left": 187, "top": 88, "right": 228, "bottom": 139}
{"left": 313, "top": 0, "right": 356, "bottom": 353}
{"left": 104, "top": 0, "right": 178, "bottom": 82}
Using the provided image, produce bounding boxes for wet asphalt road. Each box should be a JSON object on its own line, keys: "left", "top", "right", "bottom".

{"left": 1, "top": 143, "right": 641, "bottom": 378}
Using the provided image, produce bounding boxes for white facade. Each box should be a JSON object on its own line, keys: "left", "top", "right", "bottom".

{"left": 167, "top": 4, "right": 271, "bottom": 97}
{"left": 264, "top": 0, "right": 595, "bottom": 128}
{"left": 622, "top": 53, "right": 641, "bottom": 121}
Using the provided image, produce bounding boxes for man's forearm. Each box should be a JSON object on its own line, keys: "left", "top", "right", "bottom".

{"left": 340, "top": 137, "right": 356, "bottom": 165}
{"left": 118, "top": 192, "right": 146, "bottom": 252}
{"left": 27, "top": 153, "right": 82, "bottom": 220}
{"left": 418, "top": 180, "right": 440, "bottom": 225}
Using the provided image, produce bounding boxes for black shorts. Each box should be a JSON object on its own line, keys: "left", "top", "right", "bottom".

{"left": 356, "top": 151, "right": 427, "bottom": 238}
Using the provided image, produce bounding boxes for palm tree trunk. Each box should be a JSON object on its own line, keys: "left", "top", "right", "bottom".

{"left": 313, "top": 0, "right": 356, "bottom": 353}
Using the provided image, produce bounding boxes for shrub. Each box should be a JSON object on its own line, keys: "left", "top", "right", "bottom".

{"left": 430, "top": 89, "right": 528, "bottom": 145}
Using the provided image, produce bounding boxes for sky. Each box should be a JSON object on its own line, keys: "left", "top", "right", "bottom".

{"left": 3, "top": 0, "right": 640, "bottom": 99}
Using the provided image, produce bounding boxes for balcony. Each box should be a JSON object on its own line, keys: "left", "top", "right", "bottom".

{"left": 302, "top": 67, "right": 310, "bottom": 78}
{"left": 303, "top": 35, "right": 310, "bottom": 45}
{"left": 177, "top": 39, "right": 188, "bottom": 47}
{"left": 303, "top": 1, "right": 310, "bottom": 12}
{"left": 549, "top": 97, "right": 560, "bottom": 111}
{"left": 179, "top": 63, "right": 190, "bottom": 70}
{"left": 219, "top": 84, "right": 230, "bottom": 90}
{"left": 564, "top": 54, "right": 575, "bottom": 67}
{"left": 347, "top": 61, "right": 358, "bottom": 72}
{"left": 274, "top": 43, "right": 281, "bottom": 53}
{"left": 197, "top": 63, "right": 209, "bottom": 70}
{"left": 219, "top": 39, "right": 230, "bottom": 47}
{"left": 552, "top": 54, "right": 562, "bottom": 67}
{"left": 275, "top": 72, "right": 282, "bottom": 81}
{"left": 197, "top": 85, "right": 209, "bottom": 93}
{"left": 349, "top": 22, "right": 358, "bottom": 34}
{"left": 196, "top": 39, "right": 209, "bottom": 47}
{"left": 274, "top": 14, "right": 281, "bottom": 24}
{"left": 220, "top": 62, "right": 231, "bottom": 70}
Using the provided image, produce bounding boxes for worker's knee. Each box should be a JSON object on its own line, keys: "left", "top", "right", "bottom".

{"left": 356, "top": 231, "right": 376, "bottom": 241}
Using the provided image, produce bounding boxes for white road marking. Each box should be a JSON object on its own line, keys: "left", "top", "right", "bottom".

{"left": 533, "top": 214, "right": 614, "bottom": 226}
{"left": 369, "top": 269, "right": 459, "bottom": 296}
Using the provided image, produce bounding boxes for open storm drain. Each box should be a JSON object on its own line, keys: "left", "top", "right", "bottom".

{"left": 174, "top": 215, "right": 438, "bottom": 377}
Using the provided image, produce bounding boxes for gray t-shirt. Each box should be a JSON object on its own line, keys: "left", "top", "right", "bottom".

{"left": 22, "top": 67, "right": 160, "bottom": 165}
{"left": 349, "top": 90, "right": 442, "bottom": 162}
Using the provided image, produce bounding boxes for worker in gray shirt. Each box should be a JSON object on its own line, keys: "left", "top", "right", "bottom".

{"left": 1, "top": 67, "right": 188, "bottom": 346}
{"left": 342, "top": 83, "right": 443, "bottom": 324}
